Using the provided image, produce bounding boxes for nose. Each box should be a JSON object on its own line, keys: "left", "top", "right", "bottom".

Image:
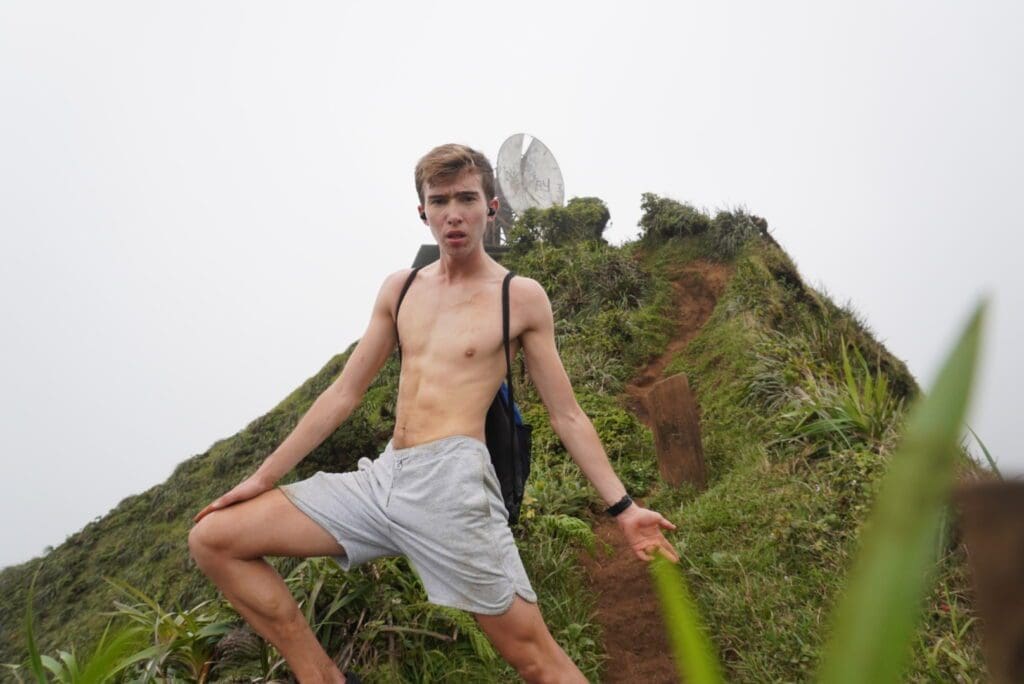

{"left": 445, "top": 207, "right": 463, "bottom": 225}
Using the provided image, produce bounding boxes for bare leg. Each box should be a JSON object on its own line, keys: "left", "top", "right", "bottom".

{"left": 188, "top": 489, "right": 349, "bottom": 684}
{"left": 475, "top": 596, "right": 588, "bottom": 684}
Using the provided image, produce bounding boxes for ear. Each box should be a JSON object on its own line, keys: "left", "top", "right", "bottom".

{"left": 488, "top": 197, "right": 500, "bottom": 218}
{"left": 417, "top": 205, "right": 427, "bottom": 223}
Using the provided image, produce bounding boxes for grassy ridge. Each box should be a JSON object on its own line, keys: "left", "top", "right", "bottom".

{"left": 0, "top": 199, "right": 987, "bottom": 681}
{"left": 0, "top": 347, "right": 382, "bottom": 663}
{"left": 1, "top": 233, "right": 672, "bottom": 679}
{"left": 643, "top": 236, "right": 984, "bottom": 680}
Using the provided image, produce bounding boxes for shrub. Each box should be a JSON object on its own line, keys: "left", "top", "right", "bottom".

{"left": 507, "top": 197, "right": 610, "bottom": 253}
{"left": 638, "top": 193, "right": 712, "bottom": 243}
{"left": 504, "top": 240, "right": 650, "bottom": 320}
{"left": 703, "top": 208, "right": 764, "bottom": 261}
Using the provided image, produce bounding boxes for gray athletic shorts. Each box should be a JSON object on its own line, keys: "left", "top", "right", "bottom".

{"left": 278, "top": 434, "right": 537, "bottom": 615}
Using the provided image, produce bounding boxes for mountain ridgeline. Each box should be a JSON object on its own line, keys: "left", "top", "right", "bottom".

{"left": 0, "top": 195, "right": 985, "bottom": 681}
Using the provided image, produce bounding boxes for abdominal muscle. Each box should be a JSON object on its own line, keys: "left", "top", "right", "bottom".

{"left": 390, "top": 341, "right": 520, "bottom": 450}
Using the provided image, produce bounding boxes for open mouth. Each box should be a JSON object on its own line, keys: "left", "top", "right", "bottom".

{"left": 446, "top": 232, "right": 467, "bottom": 240}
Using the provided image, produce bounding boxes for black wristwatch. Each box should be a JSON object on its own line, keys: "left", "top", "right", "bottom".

{"left": 605, "top": 494, "right": 633, "bottom": 517}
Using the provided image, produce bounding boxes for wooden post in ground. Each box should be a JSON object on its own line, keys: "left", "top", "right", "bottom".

{"left": 954, "top": 481, "right": 1024, "bottom": 684}
{"left": 644, "top": 373, "right": 706, "bottom": 489}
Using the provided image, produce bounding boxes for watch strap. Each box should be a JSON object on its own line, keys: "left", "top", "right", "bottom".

{"left": 606, "top": 494, "right": 633, "bottom": 517}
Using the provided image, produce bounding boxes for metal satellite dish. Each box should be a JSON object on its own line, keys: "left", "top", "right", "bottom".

{"left": 496, "top": 133, "right": 565, "bottom": 214}
{"left": 488, "top": 133, "right": 565, "bottom": 245}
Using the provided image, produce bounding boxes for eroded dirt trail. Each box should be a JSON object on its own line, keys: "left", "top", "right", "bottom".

{"left": 580, "top": 260, "right": 732, "bottom": 683}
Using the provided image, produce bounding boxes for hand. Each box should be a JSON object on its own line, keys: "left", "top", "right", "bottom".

{"left": 615, "top": 504, "right": 679, "bottom": 563}
{"left": 193, "top": 472, "right": 275, "bottom": 523}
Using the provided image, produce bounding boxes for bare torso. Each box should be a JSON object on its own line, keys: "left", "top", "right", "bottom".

{"left": 391, "top": 261, "right": 523, "bottom": 449}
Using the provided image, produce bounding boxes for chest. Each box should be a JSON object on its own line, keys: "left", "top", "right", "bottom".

{"left": 396, "top": 282, "right": 512, "bottom": 362}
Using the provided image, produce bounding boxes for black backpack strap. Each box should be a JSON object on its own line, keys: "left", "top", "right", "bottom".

{"left": 502, "top": 271, "right": 513, "bottom": 379}
{"left": 502, "top": 271, "right": 522, "bottom": 496}
{"left": 395, "top": 267, "right": 421, "bottom": 359}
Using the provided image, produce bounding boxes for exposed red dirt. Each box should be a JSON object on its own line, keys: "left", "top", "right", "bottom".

{"left": 580, "top": 259, "right": 732, "bottom": 683}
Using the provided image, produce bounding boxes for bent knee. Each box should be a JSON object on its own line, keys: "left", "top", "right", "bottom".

{"left": 188, "top": 514, "right": 237, "bottom": 564}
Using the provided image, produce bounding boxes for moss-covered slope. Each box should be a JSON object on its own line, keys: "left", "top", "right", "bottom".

{"left": 0, "top": 199, "right": 986, "bottom": 682}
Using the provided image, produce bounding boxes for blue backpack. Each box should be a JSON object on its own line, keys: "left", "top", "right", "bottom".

{"left": 395, "top": 268, "right": 532, "bottom": 526}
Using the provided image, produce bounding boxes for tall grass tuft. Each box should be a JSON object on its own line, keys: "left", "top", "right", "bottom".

{"left": 965, "top": 424, "right": 1002, "bottom": 480}
{"left": 7, "top": 570, "right": 148, "bottom": 684}
{"left": 37, "top": 624, "right": 148, "bottom": 684}
{"left": 816, "top": 299, "right": 987, "bottom": 683}
{"left": 23, "top": 570, "right": 47, "bottom": 682}
{"left": 774, "top": 336, "right": 906, "bottom": 455}
{"left": 105, "top": 578, "right": 234, "bottom": 682}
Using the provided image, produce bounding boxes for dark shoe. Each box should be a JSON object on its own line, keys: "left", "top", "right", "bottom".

{"left": 343, "top": 672, "right": 362, "bottom": 684}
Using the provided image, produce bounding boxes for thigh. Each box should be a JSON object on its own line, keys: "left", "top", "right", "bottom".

{"left": 192, "top": 488, "right": 347, "bottom": 560}
{"left": 474, "top": 595, "right": 561, "bottom": 664}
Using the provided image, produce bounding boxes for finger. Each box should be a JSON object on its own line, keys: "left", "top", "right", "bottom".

{"left": 658, "top": 540, "right": 680, "bottom": 563}
{"left": 659, "top": 516, "right": 677, "bottom": 531}
{"left": 192, "top": 500, "right": 222, "bottom": 523}
{"left": 635, "top": 546, "right": 653, "bottom": 562}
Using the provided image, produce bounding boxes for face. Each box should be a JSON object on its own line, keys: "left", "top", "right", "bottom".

{"left": 418, "top": 169, "right": 499, "bottom": 255}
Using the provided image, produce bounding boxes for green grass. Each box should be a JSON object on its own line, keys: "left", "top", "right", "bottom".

{"left": 817, "top": 300, "right": 986, "bottom": 683}
{"left": 641, "top": 237, "right": 985, "bottom": 681}
{"left": 649, "top": 297, "right": 987, "bottom": 683}
{"left": 1, "top": 201, "right": 989, "bottom": 681}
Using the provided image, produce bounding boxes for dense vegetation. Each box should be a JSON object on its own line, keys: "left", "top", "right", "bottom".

{"left": 1, "top": 195, "right": 986, "bottom": 681}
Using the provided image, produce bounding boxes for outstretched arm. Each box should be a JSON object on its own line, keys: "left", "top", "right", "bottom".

{"left": 194, "top": 270, "right": 409, "bottom": 522}
{"left": 517, "top": 278, "right": 679, "bottom": 562}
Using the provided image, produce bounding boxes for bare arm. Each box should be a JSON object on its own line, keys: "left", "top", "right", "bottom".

{"left": 253, "top": 271, "right": 407, "bottom": 483}
{"left": 194, "top": 270, "right": 408, "bottom": 521}
{"left": 517, "top": 278, "right": 678, "bottom": 561}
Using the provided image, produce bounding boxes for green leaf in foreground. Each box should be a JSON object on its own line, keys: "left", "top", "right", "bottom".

{"left": 650, "top": 553, "right": 724, "bottom": 684}
{"left": 817, "top": 299, "right": 987, "bottom": 684}
{"left": 966, "top": 423, "right": 1002, "bottom": 480}
{"left": 24, "top": 569, "right": 47, "bottom": 683}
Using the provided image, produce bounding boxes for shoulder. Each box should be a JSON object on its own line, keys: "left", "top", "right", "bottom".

{"left": 382, "top": 266, "right": 417, "bottom": 294}
{"left": 376, "top": 268, "right": 417, "bottom": 312}
{"left": 508, "top": 274, "right": 553, "bottom": 324}
{"left": 509, "top": 274, "right": 548, "bottom": 304}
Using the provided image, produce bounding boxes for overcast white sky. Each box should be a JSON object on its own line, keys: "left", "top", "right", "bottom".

{"left": 2, "top": 2, "right": 1021, "bottom": 569}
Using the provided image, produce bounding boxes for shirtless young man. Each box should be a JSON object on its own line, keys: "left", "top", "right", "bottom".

{"left": 188, "top": 143, "right": 679, "bottom": 683}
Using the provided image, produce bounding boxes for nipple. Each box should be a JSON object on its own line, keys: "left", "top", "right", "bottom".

{"left": 465, "top": 348, "right": 476, "bottom": 357}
